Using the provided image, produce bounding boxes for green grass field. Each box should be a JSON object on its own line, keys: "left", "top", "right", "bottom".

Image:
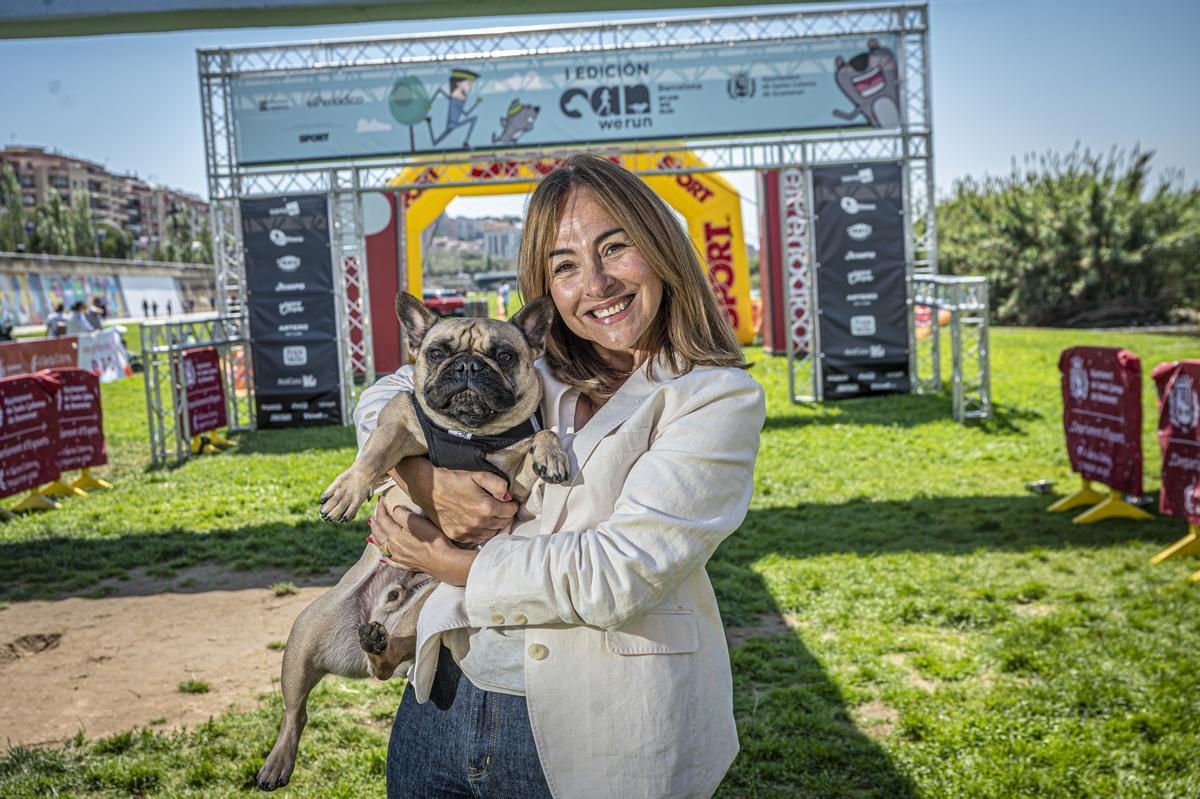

{"left": 2, "top": 327, "right": 1199, "bottom": 797}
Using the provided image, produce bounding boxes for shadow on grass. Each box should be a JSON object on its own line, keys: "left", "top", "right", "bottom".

{"left": 0, "top": 519, "right": 367, "bottom": 602}
{"left": 709, "top": 494, "right": 1181, "bottom": 796}
{"left": 715, "top": 502, "right": 927, "bottom": 797}
{"left": 2, "top": 494, "right": 1178, "bottom": 796}
{"left": 764, "top": 393, "right": 1042, "bottom": 433}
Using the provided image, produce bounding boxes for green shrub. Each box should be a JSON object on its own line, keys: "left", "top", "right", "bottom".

{"left": 938, "top": 146, "right": 1200, "bottom": 326}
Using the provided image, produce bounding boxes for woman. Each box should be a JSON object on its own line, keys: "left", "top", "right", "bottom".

{"left": 360, "top": 154, "right": 765, "bottom": 798}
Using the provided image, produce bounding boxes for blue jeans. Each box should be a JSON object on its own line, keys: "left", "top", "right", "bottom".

{"left": 387, "top": 646, "right": 553, "bottom": 799}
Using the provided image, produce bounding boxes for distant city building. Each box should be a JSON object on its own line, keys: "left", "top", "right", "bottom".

{"left": 483, "top": 221, "right": 521, "bottom": 261}
{"left": 0, "top": 145, "right": 208, "bottom": 250}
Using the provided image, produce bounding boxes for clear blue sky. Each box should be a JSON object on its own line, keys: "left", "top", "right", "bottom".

{"left": 1, "top": 0, "right": 1196, "bottom": 244}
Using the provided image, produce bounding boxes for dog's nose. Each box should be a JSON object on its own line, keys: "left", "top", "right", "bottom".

{"left": 454, "top": 355, "right": 486, "bottom": 374}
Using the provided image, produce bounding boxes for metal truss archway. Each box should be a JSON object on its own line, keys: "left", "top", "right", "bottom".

{"left": 198, "top": 2, "right": 986, "bottom": 422}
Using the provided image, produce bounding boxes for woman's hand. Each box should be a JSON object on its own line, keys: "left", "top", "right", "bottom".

{"left": 389, "top": 459, "right": 518, "bottom": 546}
{"left": 371, "top": 501, "right": 477, "bottom": 587}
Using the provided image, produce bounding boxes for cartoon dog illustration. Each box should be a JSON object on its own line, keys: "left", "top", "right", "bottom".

{"left": 492, "top": 100, "right": 540, "bottom": 145}
{"left": 832, "top": 39, "right": 902, "bottom": 128}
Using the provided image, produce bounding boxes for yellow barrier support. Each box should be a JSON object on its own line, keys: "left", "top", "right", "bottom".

{"left": 191, "top": 435, "right": 220, "bottom": 455}
{"left": 13, "top": 490, "right": 60, "bottom": 512}
{"left": 1047, "top": 477, "right": 1106, "bottom": 512}
{"left": 72, "top": 468, "right": 113, "bottom": 491}
{"left": 1189, "top": 570, "right": 1200, "bottom": 584}
{"left": 1072, "top": 489, "right": 1153, "bottom": 524}
{"left": 40, "top": 479, "right": 88, "bottom": 498}
{"left": 208, "top": 430, "right": 236, "bottom": 448}
{"left": 1150, "top": 524, "right": 1200, "bottom": 565}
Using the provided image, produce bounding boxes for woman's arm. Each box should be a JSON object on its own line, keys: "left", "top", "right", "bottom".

{"left": 462, "top": 371, "right": 765, "bottom": 630}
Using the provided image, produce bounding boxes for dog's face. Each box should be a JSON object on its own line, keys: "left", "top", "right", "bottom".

{"left": 368, "top": 570, "right": 437, "bottom": 639}
{"left": 363, "top": 569, "right": 438, "bottom": 680}
{"left": 396, "top": 292, "right": 555, "bottom": 435}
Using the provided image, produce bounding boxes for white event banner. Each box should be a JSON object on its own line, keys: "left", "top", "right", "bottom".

{"left": 230, "top": 35, "right": 902, "bottom": 164}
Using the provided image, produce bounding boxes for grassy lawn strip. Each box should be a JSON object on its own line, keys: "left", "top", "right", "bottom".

{"left": 2, "top": 327, "right": 1199, "bottom": 798}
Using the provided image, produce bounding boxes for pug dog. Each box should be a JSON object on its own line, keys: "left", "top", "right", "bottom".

{"left": 257, "top": 292, "right": 569, "bottom": 791}
{"left": 320, "top": 292, "right": 569, "bottom": 522}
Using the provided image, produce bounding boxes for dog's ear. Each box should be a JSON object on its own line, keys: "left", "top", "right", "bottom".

{"left": 395, "top": 292, "right": 440, "bottom": 353}
{"left": 509, "top": 296, "right": 556, "bottom": 354}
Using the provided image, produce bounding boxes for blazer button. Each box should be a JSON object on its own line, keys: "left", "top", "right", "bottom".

{"left": 528, "top": 643, "right": 548, "bottom": 661}
{"left": 513, "top": 613, "right": 528, "bottom": 625}
{"left": 490, "top": 612, "right": 505, "bottom": 625}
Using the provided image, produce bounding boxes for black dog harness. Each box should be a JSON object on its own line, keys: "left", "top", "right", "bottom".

{"left": 411, "top": 395, "right": 541, "bottom": 486}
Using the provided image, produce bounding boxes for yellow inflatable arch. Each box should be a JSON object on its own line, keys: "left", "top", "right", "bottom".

{"left": 393, "top": 152, "right": 754, "bottom": 344}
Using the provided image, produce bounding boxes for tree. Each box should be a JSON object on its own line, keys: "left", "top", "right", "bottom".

{"left": 937, "top": 146, "right": 1200, "bottom": 326}
{"left": 31, "top": 193, "right": 74, "bottom": 256}
{"left": 70, "top": 193, "right": 96, "bottom": 256}
{"left": 0, "top": 165, "right": 28, "bottom": 252}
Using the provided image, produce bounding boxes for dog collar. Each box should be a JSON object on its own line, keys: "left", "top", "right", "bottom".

{"left": 411, "top": 396, "right": 541, "bottom": 486}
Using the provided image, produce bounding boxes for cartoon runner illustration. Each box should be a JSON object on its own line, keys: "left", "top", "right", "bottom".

{"left": 425, "top": 68, "right": 482, "bottom": 148}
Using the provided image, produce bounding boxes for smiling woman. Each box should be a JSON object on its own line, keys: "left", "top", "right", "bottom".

{"left": 520, "top": 154, "right": 746, "bottom": 402}
{"left": 360, "top": 153, "right": 765, "bottom": 799}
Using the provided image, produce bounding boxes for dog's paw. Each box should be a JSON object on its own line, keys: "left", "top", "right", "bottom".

{"left": 358, "top": 621, "right": 388, "bottom": 655}
{"left": 256, "top": 758, "right": 292, "bottom": 791}
{"left": 319, "top": 470, "right": 372, "bottom": 523}
{"left": 530, "top": 431, "right": 570, "bottom": 484}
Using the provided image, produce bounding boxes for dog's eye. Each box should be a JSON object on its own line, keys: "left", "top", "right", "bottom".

{"left": 496, "top": 351, "right": 514, "bottom": 364}
{"left": 428, "top": 349, "right": 445, "bottom": 362}
{"left": 387, "top": 590, "right": 400, "bottom": 602}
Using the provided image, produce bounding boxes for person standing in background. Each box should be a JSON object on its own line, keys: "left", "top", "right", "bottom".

{"left": 497, "top": 280, "right": 511, "bottom": 320}
{"left": 142, "top": 299, "right": 150, "bottom": 317}
{"left": 85, "top": 297, "right": 105, "bottom": 331}
{"left": 65, "top": 301, "right": 95, "bottom": 335}
{"left": 45, "top": 303, "right": 68, "bottom": 337}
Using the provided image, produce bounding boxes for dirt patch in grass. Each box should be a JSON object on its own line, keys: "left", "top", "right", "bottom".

{"left": 850, "top": 700, "right": 899, "bottom": 738}
{"left": 725, "top": 610, "right": 800, "bottom": 649}
{"left": 1012, "top": 603, "right": 1056, "bottom": 617}
{"left": 0, "top": 565, "right": 338, "bottom": 748}
{"left": 883, "top": 653, "right": 940, "bottom": 692}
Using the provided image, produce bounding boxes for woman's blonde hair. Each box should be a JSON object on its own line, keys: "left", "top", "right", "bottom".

{"left": 517, "top": 154, "right": 747, "bottom": 402}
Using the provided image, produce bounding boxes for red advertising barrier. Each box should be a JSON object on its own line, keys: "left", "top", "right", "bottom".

{"left": 1153, "top": 361, "right": 1200, "bottom": 524}
{"left": 1059, "top": 346, "right": 1143, "bottom": 496}
{"left": 0, "top": 373, "right": 61, "bottom": 499}
{"left": 48, "top": 368, "right": 107, "bottom": 472}
{"left": 182, "top": 348, "right": 228, "bottom": 435}
{"left": 0, "top": 336, "right": 77, "bottom": 378}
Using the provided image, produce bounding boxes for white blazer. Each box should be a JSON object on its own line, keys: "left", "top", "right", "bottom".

{"left": 355, "top": 356, "right": 765, "bottom": 799}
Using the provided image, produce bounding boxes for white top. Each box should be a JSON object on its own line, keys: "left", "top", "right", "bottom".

{"left": 64, "top": 312, "right": 95, "bottom": 335}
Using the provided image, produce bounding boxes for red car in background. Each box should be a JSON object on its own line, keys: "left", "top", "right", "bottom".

{"left": 422, "top": 288, "right": 467, "bottom": 317}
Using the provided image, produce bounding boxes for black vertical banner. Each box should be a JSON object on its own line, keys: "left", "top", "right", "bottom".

{"left": 241, "top": 194, "right": 343, "bottom": 428}
{"left": 812, "top": 162, "right": 911, "bottom": 399}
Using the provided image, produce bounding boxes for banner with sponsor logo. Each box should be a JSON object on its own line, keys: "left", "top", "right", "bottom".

{"left": 47, "top": 368, "right": 106, "bottom": 472}
{"left": 811, "top": 162, "right": 910, "bottom": 398}
{"left": 0, "top": 373, "right": 60, "bottom": 499}
{"left": 0, "top": 336, "right": 77, "bottom": 378}
{"left": 77, "top": 328, "right": 133, "bottom": 383}
{"left": 241, "top": 194, "right": 343, "bottom": 428}
{"left": 1153, "top": 360, "right": 1200, "bottom": 524}
{"left": 0, "top": 330, "right": 131, "bottom": 383}
{"left": 181, "top": 348, "right": 229, "bottom": 435}
{"left": 230, "top": 35, "right": 901, "bottom": 165}
{"left": 1059, "top": 346, "right": 1143, "bottom": 496}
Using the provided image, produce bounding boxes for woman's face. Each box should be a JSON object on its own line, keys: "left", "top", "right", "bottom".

{"left": 547, "top": 188, "right": 664, "bottom": 372}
